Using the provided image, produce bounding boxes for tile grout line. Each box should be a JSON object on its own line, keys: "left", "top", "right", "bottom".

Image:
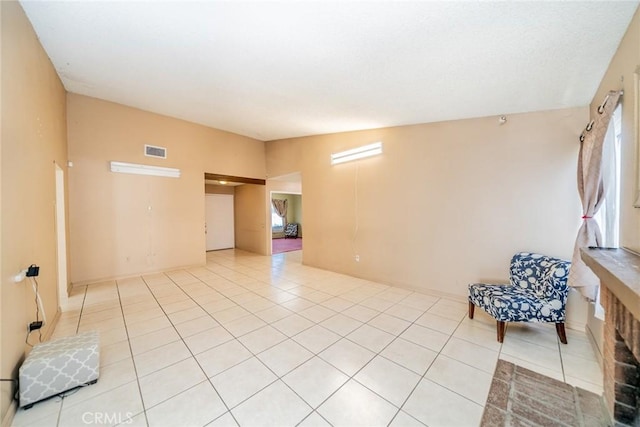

{"left": 292, "top": 296, "right": 466, "bottom": 425}
{"left": 138, "top": 273, "right": 241, "bottom": 427}
{"left": 45, "top": 250, "right": 597, "bottom": 427}
{"left": 153, "top": 267, "right": 349, "bottom": 422}
{"left": 176, "top": 261, "right": 420, "bottom": 422}
{"left": 115, "top": 278, "right": 150, "bottom": 426}
{"left": 54, "top": 285, "right": 89, "bottom": 427}
{"left": 386, "top": 302, "right": 471, "bottom": 426}
{"left": 195, "top": 260, "right": 477, "bottom": 425}
{"left": 168, "top": 270, "right": 322, "bottom": 423}
{"left": 84, "top": 262, "right": 459, "bottom": 424}
{"left": 200, "top": 259, "right": 349, "bottom": 423}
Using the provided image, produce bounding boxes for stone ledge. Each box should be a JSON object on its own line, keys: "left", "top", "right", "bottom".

{"left": 580, "top": 247, "right": 640, "bottom": 321}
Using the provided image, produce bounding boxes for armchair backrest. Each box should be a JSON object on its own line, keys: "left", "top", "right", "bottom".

{"left": 284, "top": 223, "right": 298, "bottom": 236}
{"left": 509, "top": 252, "right": 571, "bottom": 300}
{"left": 285, "top": 223, "right": 297, "bottom": 231}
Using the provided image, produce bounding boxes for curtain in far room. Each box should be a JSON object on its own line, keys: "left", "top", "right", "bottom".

{"left": 567, "top": 90, "right": 622, "bottom": 301}
{"left": 271, "top": 198, "right": 288, "bottom": 226}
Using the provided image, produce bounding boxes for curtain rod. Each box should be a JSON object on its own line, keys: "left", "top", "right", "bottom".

{"left": 597, "top": 89, "right": 623, "bottom": 114}
{"left": 579, "top": 89, "right": 623, "bottom": 142}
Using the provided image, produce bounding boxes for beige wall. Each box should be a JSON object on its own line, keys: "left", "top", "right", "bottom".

{"left": 1, "top": 1, "right": 68, "bottom": 421}
{"left": 67, "top": 94, "right": 265, "bottom": 284}
{"left": 234, "top": 184, "right": 267, "bottom": 254}
{"left": 266, "top": 107, "right": 586, "bottom": 300}
{"left": 586, "top": 6, "right": 640, "bottom": 358}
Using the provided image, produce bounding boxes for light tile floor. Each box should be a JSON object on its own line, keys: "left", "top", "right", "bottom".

{"left": 12, "top": 249, "right": 603, "bottom": 427}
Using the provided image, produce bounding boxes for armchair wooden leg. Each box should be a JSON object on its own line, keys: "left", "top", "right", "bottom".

{"left": 555, "top": 323, "right": 568, "bottom": 344}
{"left": 468, "top": 301, "right": 475, "bottom": 319}
{"left": 497, "top": 321, "right": 506, "bottom": 343}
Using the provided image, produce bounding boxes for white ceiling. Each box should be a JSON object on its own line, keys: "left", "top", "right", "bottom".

{"left": 21, "top": 1, "right": 638, "bottom": 141}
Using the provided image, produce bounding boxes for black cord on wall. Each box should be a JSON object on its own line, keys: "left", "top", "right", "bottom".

{"left": 25, "top": 276, "right": 43, "bottom": 346}
{"left": 33, "top": 277, "right": 42, "bottom": 343}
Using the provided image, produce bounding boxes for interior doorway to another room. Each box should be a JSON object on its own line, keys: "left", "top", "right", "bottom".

{"left": 269, "top": 172, "right": 302, "bottom": 255}
{"left": 204, "top": 173, "right": 267, "bottom": 255}
{"left": 270, "top": 193, "right": 303, "bottom": 253}
{"left": 270, "top": 193, "right": 302, "bottom": 254}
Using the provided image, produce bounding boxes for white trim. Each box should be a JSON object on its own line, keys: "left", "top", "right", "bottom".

{"left": 110, "top": 161, "right": 180, "bottom": 178}
{"left": 331, "top": 142, "right": 382, "bottom": 165}
{"left": 55, "top": 164, "right": 68, "bottom": 311}
{"left": 634, "top": 68, "right": 640, "bottom": 208}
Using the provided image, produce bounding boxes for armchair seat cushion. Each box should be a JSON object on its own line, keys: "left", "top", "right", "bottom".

{"left": 468, "top": 283, "right": 564, "bottom": 322}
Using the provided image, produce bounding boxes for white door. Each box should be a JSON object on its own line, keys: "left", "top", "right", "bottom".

{"left": 205, "top": 194, "right": 235, "bottom": 250}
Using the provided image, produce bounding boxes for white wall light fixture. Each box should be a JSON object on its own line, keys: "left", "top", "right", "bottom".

{"left": 110, "top": 161, "right": 181, "bottom": 178}
{"left": 330, "top": 142, "right": 383, "bottom": 165}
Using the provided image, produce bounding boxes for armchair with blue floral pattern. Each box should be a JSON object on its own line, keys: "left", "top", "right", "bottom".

{"left": 284, "top": 223, "right": 298, "bottom": 238}
{"left": 468, "top": 252, "right": 571, "bottom": 343}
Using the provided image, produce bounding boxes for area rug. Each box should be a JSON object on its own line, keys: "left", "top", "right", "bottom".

{"left": 482, "top": 359, "right": 609, "bottom": 426}
{"left": 272, "top": 238, "right": 302, "bottom": 254}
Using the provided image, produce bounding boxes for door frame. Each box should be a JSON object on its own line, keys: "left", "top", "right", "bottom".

{"left": 55, "top": 163, "right": 68, "bottom": 311}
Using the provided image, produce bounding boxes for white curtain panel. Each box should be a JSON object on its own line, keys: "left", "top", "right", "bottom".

{"left": 600, "top": 106, "right": 622, "bottom": 248}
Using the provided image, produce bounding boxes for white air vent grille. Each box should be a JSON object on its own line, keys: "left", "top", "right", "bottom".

{"left": 145, "top": 145, "right": 167, "bottom": 159}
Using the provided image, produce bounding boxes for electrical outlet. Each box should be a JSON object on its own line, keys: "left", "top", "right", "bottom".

{"left": 28, "top": 321, "right": 43, "bottom": 333}
{"left": 355, "top": 255, "right": 360, "bottom": 262}
{"left": 26, "top": 265, "right": 39, "bottom": 277}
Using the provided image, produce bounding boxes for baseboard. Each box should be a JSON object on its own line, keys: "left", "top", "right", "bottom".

{"left": 586, "top": 323, "right": 604, "bottom": 369}
{"left": 390, "top": 283, "right": 467, "bottom": 303}
{"left": 44, "top": 309, "right": 61, "bottom": 341}
{"left": 71, "top": 262, "right": 206, "bottom": 288}
{"left": 566, "top": 320, "right": 585, "bottom": 332}
{"left": 1, "top": 400, "right": 17, "bottom": 427}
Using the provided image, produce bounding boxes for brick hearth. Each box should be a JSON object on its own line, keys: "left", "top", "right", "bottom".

{"left": 582, "top": 247, "right": 640, "bottom": 426}
{"left": 602, "top": 287, "right": 640, "bottom": 425}
{"left": 481, "top": 360, "right": 609, "bottom": 426}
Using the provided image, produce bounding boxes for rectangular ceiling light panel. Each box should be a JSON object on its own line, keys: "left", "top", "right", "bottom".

{"left": 331, "top": 142, "right": 383, "bottom": 165}
{"left": 110, "top": 161, "right": 180, "bottom": 178}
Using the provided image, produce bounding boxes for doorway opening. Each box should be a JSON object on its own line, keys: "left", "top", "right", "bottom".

{"left": 204, "top": 173, "right": 266, "bottom": 254}
{"left": 270, "top": 192, "right": 302, "bottom": 254}
{"left": 269, "top": 172, "right": 303, "bottom": 255}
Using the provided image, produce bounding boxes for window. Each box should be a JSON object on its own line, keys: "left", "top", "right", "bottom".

{"left": 595, "top": 104, "right": 622, "bottom": 247}
{"left": 271, "top": 204, "right": 284, "bottom": 231}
